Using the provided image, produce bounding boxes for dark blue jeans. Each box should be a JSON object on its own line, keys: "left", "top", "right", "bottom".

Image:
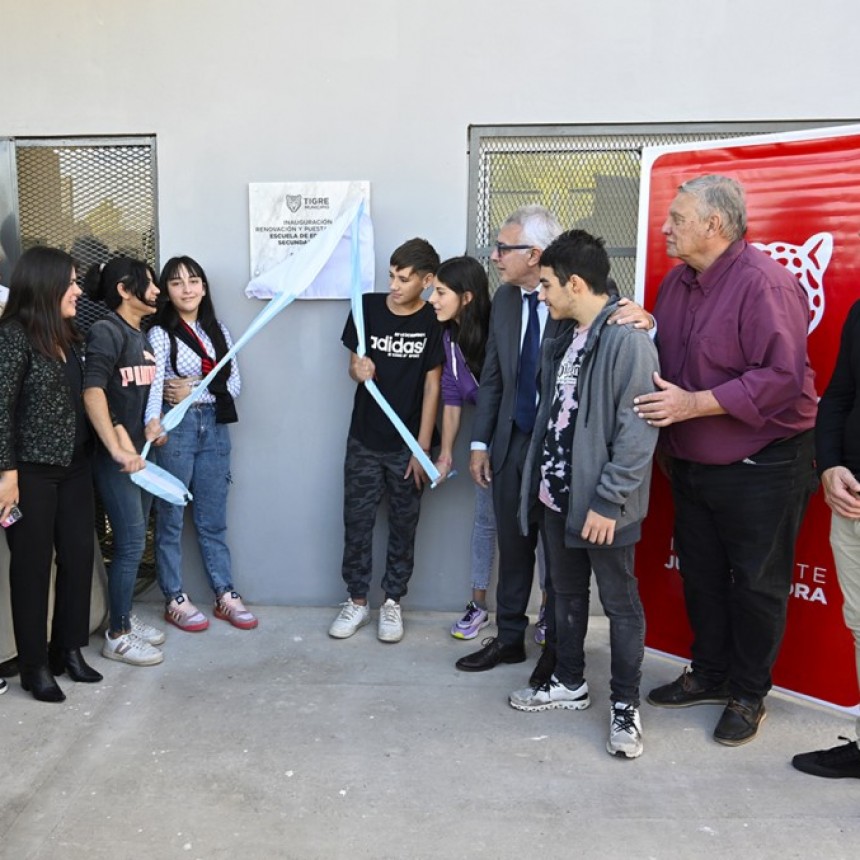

{"left": 670, "top": 430, "right": 817, "bottom": 700}
{"left": 543, "top": 509, "right": 645, "bottom": 706}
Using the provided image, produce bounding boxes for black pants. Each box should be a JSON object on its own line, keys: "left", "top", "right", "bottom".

{"left": 492, "top": 427, "right": 555, "bottom": 648}
{"left": 544, "top": 510, "right": 645, "bottom": 705}
{"left": 670, "top": 431, "right": 817, "bottom": 699}
{"left": 5, "top": 453, "right": 95, "bottom": 670}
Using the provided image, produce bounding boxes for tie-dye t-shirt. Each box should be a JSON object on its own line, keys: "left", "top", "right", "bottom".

{"left": 539, "top": 326, "right": 589, "bottom": 514}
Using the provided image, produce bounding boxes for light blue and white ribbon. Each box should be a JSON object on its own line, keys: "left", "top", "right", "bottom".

{"left": 133, "top": 195, "right": 440, "bottom": 502}
{"left": 348, "top": 214, "right": 441, "bottom": 488}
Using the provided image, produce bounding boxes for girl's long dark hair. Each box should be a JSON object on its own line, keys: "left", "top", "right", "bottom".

{"left": 1, "top": 246, "right": 80, "bottom": 358}
{"left": 154, "top": 256, "right": 229, "bottom": 366}
{"left": 435, "top": 256, "right": 490, "bottom": 379}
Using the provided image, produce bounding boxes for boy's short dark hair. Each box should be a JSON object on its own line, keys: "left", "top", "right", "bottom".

{"left": 390, "top": 238, "right": 440, "bottom": 276}
{"left": 539, "top": 229, "right": 610, "bottom": 295}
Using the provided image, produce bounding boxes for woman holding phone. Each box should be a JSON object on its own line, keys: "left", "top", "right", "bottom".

{"left": 0, "top": 246, "right": 101, "bottom": 701}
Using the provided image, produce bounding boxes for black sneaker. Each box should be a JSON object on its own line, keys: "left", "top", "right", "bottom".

{"left": 647, "top": 668, "right": 730, "bottom": 708}
{"left": 792, "top": 738, "right": 860, "bottom": 779}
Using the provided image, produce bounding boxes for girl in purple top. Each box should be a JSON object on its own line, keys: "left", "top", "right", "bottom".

{"left": 428, "top": 257, "right": 495, "bottom": 639}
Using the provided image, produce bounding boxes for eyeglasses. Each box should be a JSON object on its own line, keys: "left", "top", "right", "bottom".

{"left": 493, "top": 242, "right": 533, "bottom": 257}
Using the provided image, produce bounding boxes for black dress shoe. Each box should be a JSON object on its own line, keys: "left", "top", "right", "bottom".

{"left": 456, "top": 637, "right": 527, "bottom": 672}
{"left": 20, "top": 665, "right": 66, "bottom": 703}
{"left": 529, "top": 645, "right": 556, "bottom": 687}
{"left": 50, "top": 647, "right": 103, "bottom": 683}
{"left": 713, "top": 696, "right": 766, "bottom": 746}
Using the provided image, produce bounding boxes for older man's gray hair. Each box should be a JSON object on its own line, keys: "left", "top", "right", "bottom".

{"left": 679, "top": 175, "right": 747, "bottom": 243}
{"left": 503, "top": 205, "right": 563, "bottom": 251}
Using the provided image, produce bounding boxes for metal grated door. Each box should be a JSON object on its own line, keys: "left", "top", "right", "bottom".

{"left": 12, "top": 135, "right": 159, "bottom": 594}
{"left": 467, "top": 122, "right": 834, "bottom": 296}
{"left": 15, "top": 137, "right": 158, "bottom": 276}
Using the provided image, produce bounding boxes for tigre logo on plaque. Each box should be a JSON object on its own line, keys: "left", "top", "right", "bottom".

{"left": 248, "top": 180, "right": 373, "bottom": 298}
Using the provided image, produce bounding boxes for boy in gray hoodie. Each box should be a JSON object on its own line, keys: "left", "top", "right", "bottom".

{"left": 509, "top": 229, "right": 659, "bottom": 759}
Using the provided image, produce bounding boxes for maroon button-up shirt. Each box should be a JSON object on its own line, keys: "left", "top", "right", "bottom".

{"left": 653, "top": 240, "right": 817, "bottom": 465}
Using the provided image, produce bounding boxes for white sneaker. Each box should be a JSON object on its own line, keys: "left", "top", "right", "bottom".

{"left": 607, "top": 703, "right": 643, "bottom": 758}
{"left": 102, "top": 631, "right": 164, "bottom": 666}
{"left": 130, "top": 614, "right": 166, "bottom": 646}
{"left": 329, "top": 599, "right": 371, "bottom": 639}
{"left": 377, "top": 599, "right": 404, "bottom": 643}
{"left": 509, "top": 676, "right": 590, "bottom": 712}
{"left": 0, "top": 678, "right": 7, "bottom": 695}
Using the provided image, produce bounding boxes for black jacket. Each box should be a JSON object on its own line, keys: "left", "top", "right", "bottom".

{"left": 816, "top": 299, "right": 860, "bottom": 477}
{"left": 0, "top": 320, "right": 79, "bottom": 470}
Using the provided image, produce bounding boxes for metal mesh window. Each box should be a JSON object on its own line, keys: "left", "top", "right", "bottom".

{"left": 11, "top": 135, "right": 159, "bottom": 592}
{"left": 15, "top": 137, "right": 158, "bottom": 276}
{"left": 467, "top": 123, "right": 836, "bottom": 296}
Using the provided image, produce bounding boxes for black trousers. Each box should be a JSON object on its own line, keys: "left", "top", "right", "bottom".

{"left": 670, "top": 431, "right": 817, "bottom": 699}
{"left": 492, "top": 427, "right": 555, "bottom": 647}
{"left": 5, "top": 452, "right": 95, "bottom": 670}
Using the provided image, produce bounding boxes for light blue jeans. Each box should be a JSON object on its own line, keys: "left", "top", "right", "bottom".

{"left": 155, "top": 404, "right": 234, "bottom": 601}
{"left": 470, "top": 483, "right": 496, "bottom": 592}
{"left": 93, "top": 447, "right": 152, "bottom": 635}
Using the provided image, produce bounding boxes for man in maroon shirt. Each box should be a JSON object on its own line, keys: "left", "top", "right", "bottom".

{"left": 631, "top": 174, "right": 817, "bottom": 746}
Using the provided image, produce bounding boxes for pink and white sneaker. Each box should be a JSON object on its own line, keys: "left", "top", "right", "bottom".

{"left": 214, "top": 591, "right": 258, "bottom": 630}
{"left": 164, "top": 594, "right": 209, "bottom": 632}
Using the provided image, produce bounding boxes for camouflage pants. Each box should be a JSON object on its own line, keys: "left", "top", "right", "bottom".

{"left": 341, "top": 435, "right": 423, "bottom": 601}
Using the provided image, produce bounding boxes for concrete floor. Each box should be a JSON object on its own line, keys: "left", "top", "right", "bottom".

{"left": 1, "top": 605, "right": 858, "bottom": 860}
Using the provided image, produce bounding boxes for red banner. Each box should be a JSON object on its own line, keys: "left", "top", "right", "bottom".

{"left": 635, "top": 126, "right": 860, "bottom": 710}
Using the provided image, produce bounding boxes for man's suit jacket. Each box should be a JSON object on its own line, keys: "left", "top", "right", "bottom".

{"left": 471, "top": 282, "right": 573, "bottom": 474}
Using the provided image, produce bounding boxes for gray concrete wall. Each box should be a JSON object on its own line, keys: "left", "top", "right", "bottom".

{"left": 2, "top": 0, "right": 857, "bottom": 608}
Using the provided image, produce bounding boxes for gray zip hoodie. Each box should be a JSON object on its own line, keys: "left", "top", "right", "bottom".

{"left": 518, "top": 297, "right": 660, "bottom": 548}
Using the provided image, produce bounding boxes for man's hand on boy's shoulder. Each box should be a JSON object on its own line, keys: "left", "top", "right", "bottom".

{"left": 349, "top": 353, "right": 376, "bottom": 383}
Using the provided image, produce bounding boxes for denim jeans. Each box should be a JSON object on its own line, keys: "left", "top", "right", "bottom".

{"left": 670, "top": 430, "right": 817, "bottom": 699}
{"left": 470, "top": 467, "right": 545, "bottom": 594}
{"left": 543, "top": 509, "right": 645, "bottom": 706}
{"left": 470, "top": 483, "right": 496, "bottom": 592}
{"left": 155, "top": 404, "right": 234, "bottom": 601}
{"left": 93, "top": 446, "right": 152, "bottom": 634}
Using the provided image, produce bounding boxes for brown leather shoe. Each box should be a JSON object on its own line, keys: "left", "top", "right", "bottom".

{"left": 713, "top": 696, "right": 767, "bottom": 746}
{"left": 647, "top": 668, "right": 730, "bottom": 708}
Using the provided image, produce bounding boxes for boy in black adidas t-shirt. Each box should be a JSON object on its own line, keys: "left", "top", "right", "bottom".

{"left": 331, "top": 238, "right": 444, "bottom": 643}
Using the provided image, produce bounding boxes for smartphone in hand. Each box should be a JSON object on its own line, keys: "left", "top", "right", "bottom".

{"left": 0, "top": 505, "right": 22, "bottom": 528}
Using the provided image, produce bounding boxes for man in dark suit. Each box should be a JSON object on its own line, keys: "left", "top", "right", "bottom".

{"left": 456, "top": 205, "right": 569, "bottom": 677}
